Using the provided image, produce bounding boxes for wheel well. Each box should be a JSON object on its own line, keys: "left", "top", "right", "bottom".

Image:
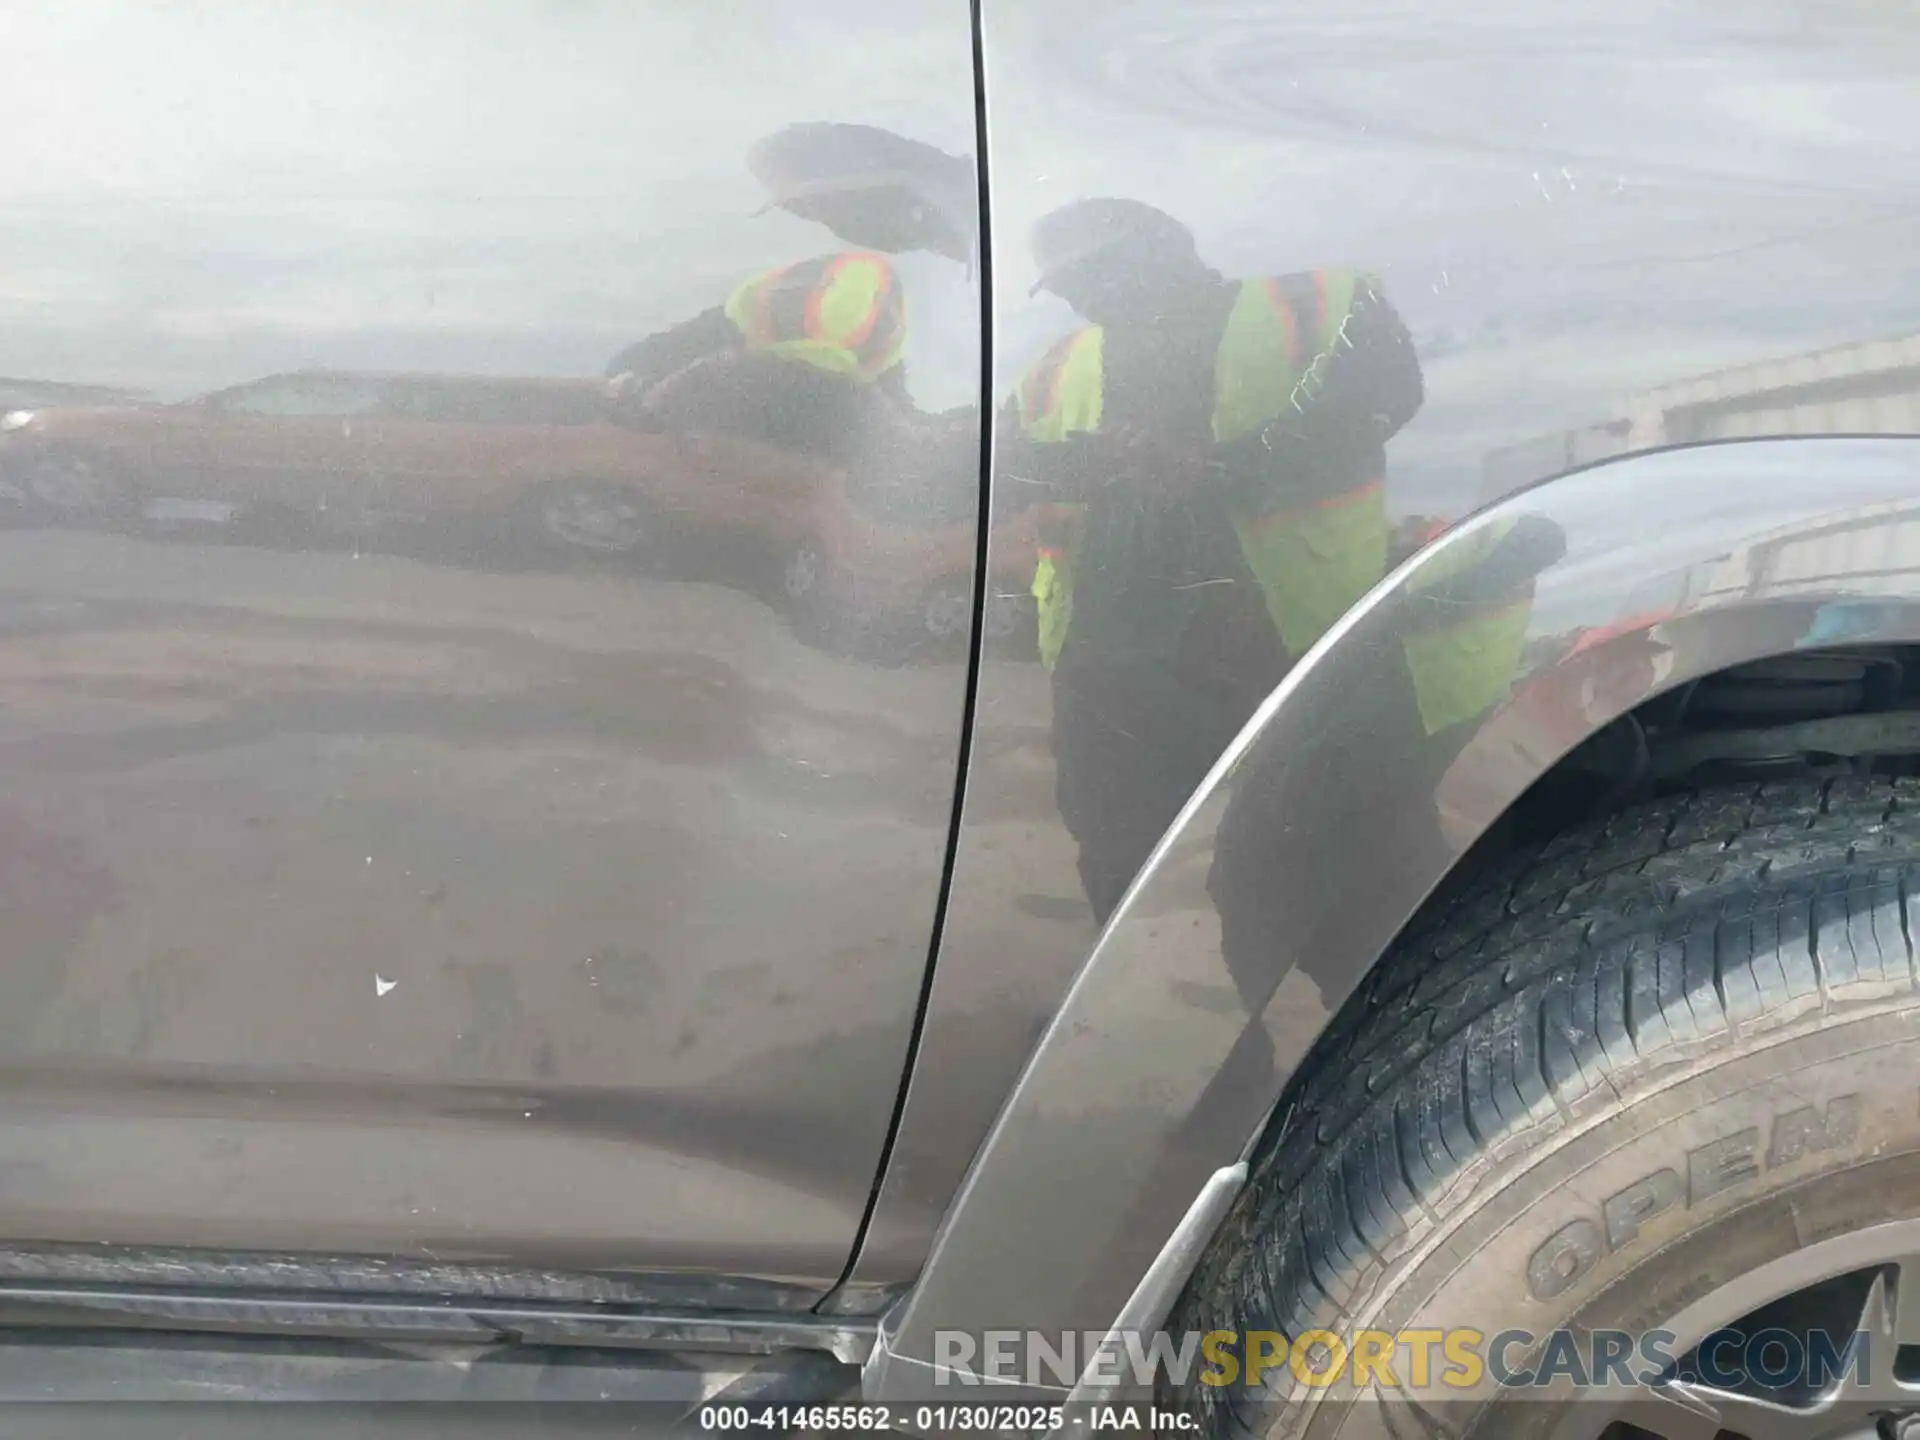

{"left": 1217, "top": 642, "right": 1920, "bottom": 1310}
{"left": 1456, "top": 642, "right": 1920, "bottom": 881}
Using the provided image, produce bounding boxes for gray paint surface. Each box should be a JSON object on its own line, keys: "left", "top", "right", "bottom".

{"left": 8, "top": 0, "right": 1920, "bottom": 1373}
{"left": 871, "top": 439, "right": 1920, "bottom": 1394}
{"left": 0, "top": 0, "right": 981, "bottom": 1292}
{"left": 852, "top": 0, "right": 1920, "bottom": 1291}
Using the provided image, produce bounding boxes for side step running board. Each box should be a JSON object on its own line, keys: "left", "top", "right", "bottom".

{"left": 0, "top": 1285, "right": 874, "bottom": 1364}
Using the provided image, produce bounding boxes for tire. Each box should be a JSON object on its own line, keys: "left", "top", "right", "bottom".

{"left": 22, "top": 450, "right": 131, "bottom": 523}
{"left": 1171, "top": 776, "right": 1920, "bottom": 1439}
{"left": 783, "top": 540, "right": 826, "bottom": 607}
{"left": 983, "top": 584, "right": 1033, "bottom": 642}
{"left": 984, "top": 587, "right": 1038, "bottom": 660}
{"left": 919, "top": 577, "right": 974, "bottom": 644}
{"left": 780, "top": 538, "right": 860, "bottom": 651}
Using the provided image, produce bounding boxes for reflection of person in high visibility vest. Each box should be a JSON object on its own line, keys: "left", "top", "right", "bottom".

{"left": 1198, "top": 509, "right": 1564, "bottom": 1123}
{"left": 1397, "top": 517, "right": 1554, "bottom": 737}
{"left": 611, "top": 249, "right": 910, "bottom": 403}
{"left": 605, "top": 123, "right": 974, "bottom": 465}
{"left": 719, "top": 252, "right": 908, "bottom": 385}
{"left": 1003, "top": 197, "right": 1424, "bottom": 924}
{"left": 1014, "top": 244, "right": 1421, "bottom": 676}
{"left": 1006, "top": 198, "right": 1564, "bottom": 1128}
{"left": 1432, "top": 604, "right": 1670, "bottom": 853}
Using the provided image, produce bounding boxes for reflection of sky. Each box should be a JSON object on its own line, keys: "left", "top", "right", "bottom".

{"left": 982, "top": 0, "right": 1920, "bottom": 511}
{"left": 0, "top": 0, "right": 980, "bottom": 409}
{"left": 14, "top": 0, "right": 1919, "bottom": 471}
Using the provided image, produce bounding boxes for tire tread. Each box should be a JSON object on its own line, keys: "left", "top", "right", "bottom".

{"left": 1173, "top": 777, "right": 1920, "bottom": 1435}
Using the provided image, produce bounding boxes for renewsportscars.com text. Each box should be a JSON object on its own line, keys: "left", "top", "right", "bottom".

{"left": 932, "top": 1326, "right": 1873, "bottom": 1392}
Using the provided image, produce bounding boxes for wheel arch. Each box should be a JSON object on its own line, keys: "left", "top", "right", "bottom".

{"left": 865, "top": 436, "right": 1920, "bottom": 1400}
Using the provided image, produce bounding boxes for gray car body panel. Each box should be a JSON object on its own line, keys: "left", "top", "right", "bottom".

{"left": 868, "top": 437, "right": 1920, "bottom": 1393}
{"left": 0, "top": 0, "right": 981, "bottom": 1296}
{"left": 9, "top": 0, "right": 1920, "bottom": 1401}
{"left": 852, "top": 0, "right": 1920, "bottom": 1387}
{"left": 850, "top": 0, "right": 1920, "bottom": 1298}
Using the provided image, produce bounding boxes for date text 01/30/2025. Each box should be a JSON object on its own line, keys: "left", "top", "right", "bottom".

{"left": 697, "top": 1405, "right": 1201, "bottom": 1431}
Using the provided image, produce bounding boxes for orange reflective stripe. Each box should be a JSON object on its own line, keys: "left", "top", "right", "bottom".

{"left": 1016, "top": 356, "right": 1042, "bottom": 427}
{"left": 807, "top": 253, "right": 890, "bottom": 350}
{"left": 1026, "top": 335, "right": 1074, "bottom": 425}
{"left": 1017, "top": 353, "right": 1049, "bottom": 429}
{"left": 1231, "top": 479, "right": 1389, "bottom": 655}
{"left": 802, "top": 265, "right": 831, "bottom": 343}
{"left": 751, "top": 263, "right": 788, "bottom": 345}
{"left": 845, "top": 256, "right": 890, "bottom": 349}
{"left": 1260, "top": 278, "right": 1305, "bottom": 371}
{"left": 1017, "top": 329, "right": 1103, "bottom": 440}
{"left": 1313, "top": 268, "right": 1329, "bottom": 338}
{"left": 1237, "top": 478, "right": 1385, "bottom": 539}
{"left": 1307, "top": 476, "right": 1384, "bottom": 508}
{"left": 725, "top": 253, "right": 903, "bottom": 381}
{"left": 1045, "top": 344, "right": 1071, "bottom": 418}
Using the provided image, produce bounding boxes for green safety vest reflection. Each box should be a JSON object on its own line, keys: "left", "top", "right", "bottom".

{"left": 1397, "top": 519, "right": 1535, "bottom": 736}
{"left": 1015, "top": 272, "right": 1387, "bottom": 669}
{"left": 723, "top": 251, "right": 907, "bottom": 383}
{"left": 1017, "top": 274, "right": 1529, "bottom": 734}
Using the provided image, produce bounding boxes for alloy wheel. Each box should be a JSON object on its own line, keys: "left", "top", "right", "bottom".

{"left": 28, "top": 455, "right": 119, "bottom": 513}
{"left": 1550, "top": 1220, "right": 1920, "bottom": 1439}
{"left": 541, "top": 486, "right": 648, "bottom": 552}
{"left": 922, "top": 582, "right": 972, "bottom": 639}
{"left": 784, "top": 543, "right": 823, "bottom": 601}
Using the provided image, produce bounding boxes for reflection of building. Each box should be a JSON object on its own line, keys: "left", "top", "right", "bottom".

{"left": 1689, "top": 501, "right": 1920, "bottom": 608}
{"left": 1481, "top": 417, "right": 1633, "bottom": 503}
{"left": 1483, "top": 332, "right": 1920, "bottom": 503}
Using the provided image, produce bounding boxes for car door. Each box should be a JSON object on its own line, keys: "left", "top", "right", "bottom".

{"left": 201, "top": 373, "right": 385, "bottom": 523}
{"left": 0, "top": 0, "right": 981, "bottom": 1306}
{"left": 354, "top": 377, "right": 602, "bottom": 526}
{"left": 844, "top": 0, "right": 1920, "bottom": 1336}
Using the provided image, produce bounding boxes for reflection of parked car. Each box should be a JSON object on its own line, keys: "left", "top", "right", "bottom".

{"left": 637, "top": 349, "right": 1031, "bottom": 655}
{"left": 0, "top": 369, "right": 1036, "bottom": 655}
{"left": 803, "top": 461, "right": 1039, "bottom": 655}
{"left": 20, "top": 1, "right": 1920, "bottom": 1428}
{"left": 0, "top": 371, "right": 649, "bottom": 538}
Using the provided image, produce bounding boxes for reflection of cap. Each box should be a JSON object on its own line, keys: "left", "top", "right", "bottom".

{"left": 1028, "top": 197, "right": 1199, "bottom": 295}
{"left": 747, "top": 123, "right": 974, "bottom": 252}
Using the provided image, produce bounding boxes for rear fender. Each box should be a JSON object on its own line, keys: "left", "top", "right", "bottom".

{"left": 866, "top": 436, "right": 1920, "bottom": 1398}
